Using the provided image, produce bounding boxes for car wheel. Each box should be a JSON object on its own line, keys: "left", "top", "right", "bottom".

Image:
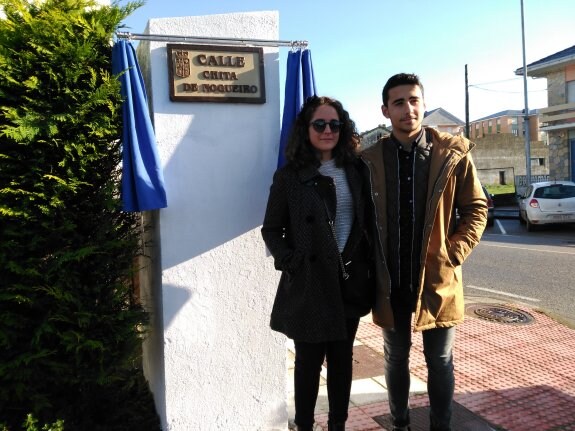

{"left": 526, "top": 217, "right": 537, "bottom": 232}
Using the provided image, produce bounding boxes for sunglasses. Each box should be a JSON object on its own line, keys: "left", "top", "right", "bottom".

{"left": 310, "top": 119, "right": 342, "bottom": 133}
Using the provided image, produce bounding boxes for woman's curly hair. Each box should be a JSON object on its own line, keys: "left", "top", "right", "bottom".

{"left": 284, "top": 96, "right": 360, "bottom": 169}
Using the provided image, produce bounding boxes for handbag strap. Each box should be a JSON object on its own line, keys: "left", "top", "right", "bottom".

{"left": 320, "top": 198, "right": 350, "bottom": 280}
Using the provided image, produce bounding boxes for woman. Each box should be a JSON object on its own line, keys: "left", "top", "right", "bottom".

{"left": 261, "top": 96, "right": 374, "bottom": 431}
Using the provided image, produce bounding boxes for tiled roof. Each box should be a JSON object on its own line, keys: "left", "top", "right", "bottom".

{"left": 525, "top": 44, "right": 575, "bottom": 69}
{"left": 515, "top": 44, "right": 575, "bottom": 75}
{"left": 423, "top": 107, "right": 464, "bottom": 126}
{"left": 472, "top": 109, "right": 539, "bottom": 122}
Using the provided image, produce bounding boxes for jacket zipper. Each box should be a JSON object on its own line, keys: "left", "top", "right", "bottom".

{"left": 361, "top": 157, "right": 391, "bottom": 298}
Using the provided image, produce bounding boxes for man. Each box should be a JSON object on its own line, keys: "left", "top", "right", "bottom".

{"left": 361, "top": 73, "right": 487, "bottom": 431}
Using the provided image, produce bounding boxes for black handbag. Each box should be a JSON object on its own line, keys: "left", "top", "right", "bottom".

{"left": 321, "top": 199, "right": 375, "bottom": 312}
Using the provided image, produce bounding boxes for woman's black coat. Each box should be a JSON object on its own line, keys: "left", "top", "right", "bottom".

{"left": 261, "top": 159, "right": 372, "bottom": 343}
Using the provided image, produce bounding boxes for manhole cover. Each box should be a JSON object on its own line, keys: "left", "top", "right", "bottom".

{"left": 466, "top": 304, "right": 535, "bottom": 325}
{"left": 351, "top": 345, "right": 384, "bottom": 380}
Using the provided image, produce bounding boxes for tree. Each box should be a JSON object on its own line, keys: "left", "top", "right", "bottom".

{"left": 0, "top": 0, "right": 160, "bottom": 428}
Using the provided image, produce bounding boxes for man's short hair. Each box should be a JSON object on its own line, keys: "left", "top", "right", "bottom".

{"left": 382, "top": 73, "right": 424, "bottom": 106}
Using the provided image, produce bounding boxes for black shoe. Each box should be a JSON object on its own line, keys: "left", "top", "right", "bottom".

{"left": 392, "top": 426, "right": 411, "bottom": 431}
{"left": 328, "top": 422, "right": 345, "bottom": 431}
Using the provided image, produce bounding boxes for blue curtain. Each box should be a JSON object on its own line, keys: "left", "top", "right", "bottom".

{"left": 112, "top": 40, "right": 167, "bottom": 212}
{"left": 277, "top": 48, "right": 317, "bottom": 169}
{"left": 301, "top": 49, "right": 317, "bottom": 101}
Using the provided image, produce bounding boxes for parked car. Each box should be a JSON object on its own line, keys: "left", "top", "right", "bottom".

{"left": 482, "top": 185, "right": 495, "bottom": 227}
{"left": 518, "top": 180, "right": 575, "bottom": 231}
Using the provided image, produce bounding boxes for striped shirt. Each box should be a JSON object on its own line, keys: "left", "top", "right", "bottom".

{"left": 319, "top": 159, "right": 354, "bottom": 251}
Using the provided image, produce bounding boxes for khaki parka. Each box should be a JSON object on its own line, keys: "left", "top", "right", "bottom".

{"left": 361, "top": 127, "right": 488, "bottom": 331}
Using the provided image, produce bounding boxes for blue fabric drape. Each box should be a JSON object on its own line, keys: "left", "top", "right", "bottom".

{"left": 277, "top": 49, "right": 317, "bottom": 169}
{"left": 112, "top": 40, "right": 167, "bottom": 212}
{"left": 301, "top": 49, "right": 317, "bottom": 101}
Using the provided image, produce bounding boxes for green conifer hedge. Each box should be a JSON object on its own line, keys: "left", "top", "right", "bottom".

{"left": 0, "top": 0, "right": 160, "bottom": 429}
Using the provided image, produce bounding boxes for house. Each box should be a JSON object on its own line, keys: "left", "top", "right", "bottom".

{"left": 360, "top": 108, "right": 463, "bottom": 148}
{"left": 515, "top": 44, "right": 575, "bottom": 181}
{"left": 469, "top": 109, "right": 542, "bottom": 141}
{"left": 360, "top": 124, "right": 390, "bottom": 149}
{"left": 359, "top": 108, "right": 548, "bottom": 192}
{"left": 422, "top": 107, "right": 465, "bottom": 135}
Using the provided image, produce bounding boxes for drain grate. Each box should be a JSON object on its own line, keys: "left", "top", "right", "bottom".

{"left": 373, "top": 401, "right": 501, "bottom": 430}
{"left": 466, "top": 303, "right": 535, "bottom": 325}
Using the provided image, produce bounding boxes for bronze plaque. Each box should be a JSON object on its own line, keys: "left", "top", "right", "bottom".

{"left": 167, "top": 44, "right": 266, "bottom": 104}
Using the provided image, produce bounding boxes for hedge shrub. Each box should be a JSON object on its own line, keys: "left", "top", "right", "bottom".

{"left": 0, "top": 0, "right": 160, "bottom": 429}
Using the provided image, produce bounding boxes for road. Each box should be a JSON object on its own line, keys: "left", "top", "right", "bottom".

{"left": 463, "top": 215, "right": 575, "bottom": 329}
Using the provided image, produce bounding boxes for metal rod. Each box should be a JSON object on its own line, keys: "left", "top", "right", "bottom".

{"left": 115, "top": 31, "right": 308, "bottom": 48}
{"left": 465, "top": 64, "right": 470, "bottom": 139}
{"left": 520, "top": 0, "right": 531, "bottom": 187}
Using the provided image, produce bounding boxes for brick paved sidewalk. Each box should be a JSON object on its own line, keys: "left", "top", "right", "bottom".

{"left": 287, "top": 302, "right": 575, "bottom": 431}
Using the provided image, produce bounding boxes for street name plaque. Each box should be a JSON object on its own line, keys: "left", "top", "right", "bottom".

{"left": 167, "top": 44, "right": 266, "bottom": 104}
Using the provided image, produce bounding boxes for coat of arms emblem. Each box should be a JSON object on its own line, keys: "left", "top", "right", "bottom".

{"left": 174, "top": 50, "right": 190, "bottom": 78}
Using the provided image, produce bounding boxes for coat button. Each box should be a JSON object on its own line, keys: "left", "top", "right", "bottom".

{"left": 374, "top": 192, "right": 379, "bottom": 196}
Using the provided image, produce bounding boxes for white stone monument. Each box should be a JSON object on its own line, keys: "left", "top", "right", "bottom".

{"left": 136, "top": 11, "right": 287, "bottom": 431}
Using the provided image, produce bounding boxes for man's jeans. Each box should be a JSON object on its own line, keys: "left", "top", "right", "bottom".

{"left": 383, "top": 312, "right": 455, "bottom": 431}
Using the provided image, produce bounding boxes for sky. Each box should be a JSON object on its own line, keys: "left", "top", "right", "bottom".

{"left": 118, "top": 0, "right": 575, "bottom": 133}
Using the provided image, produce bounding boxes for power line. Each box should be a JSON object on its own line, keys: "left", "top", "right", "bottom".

{"left": 469, "top": 77, "right": 522, "bottom": 86}
{"left": 468, "top": 85, "right": 547, "bottom": 94}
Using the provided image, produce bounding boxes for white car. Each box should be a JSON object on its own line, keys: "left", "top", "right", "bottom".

{"left": 519, "top": 180, "right": 575, "bottom": 231}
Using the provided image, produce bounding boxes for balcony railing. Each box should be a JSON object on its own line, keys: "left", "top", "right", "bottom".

{"left": 539, "top": 102, "right": 575, "bottom": 131}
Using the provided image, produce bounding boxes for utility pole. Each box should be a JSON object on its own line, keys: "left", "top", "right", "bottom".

{"left": 465, "top": 64, "right": 470, "bottom": 139}
{"left": 520, "top": 0, "right": 532, "bottom": 186}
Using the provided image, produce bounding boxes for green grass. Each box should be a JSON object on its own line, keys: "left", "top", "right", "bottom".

{"left": 483, "top": 184, "right": 516, "bottom": 195}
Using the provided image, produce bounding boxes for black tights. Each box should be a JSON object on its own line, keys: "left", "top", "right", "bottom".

{"left": 293, "top": 318, "right": 360, "bottom": 428}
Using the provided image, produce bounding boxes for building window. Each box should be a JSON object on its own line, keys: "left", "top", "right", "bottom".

{"left": 521, "top": 117, "right": 527, "bottom": 136}
{"left": 488, "top": 120, "right": 492, "bottom": 134}
{"left": 530, "top": 157, "right": 545, "bottom": 167}
{"left": 496, "top": 118, "right": 501, "bottom": 133}
{"left": 567, "top": 80, "right": 575, "bottom": 104}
